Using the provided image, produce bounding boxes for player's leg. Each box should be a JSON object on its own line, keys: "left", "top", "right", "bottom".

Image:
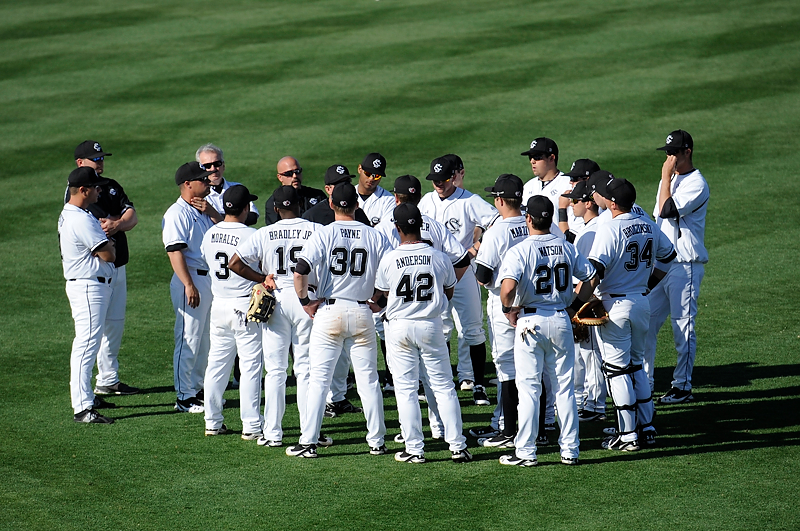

{"left": 600, "top": 299, "right": 637, "bottom": 445}
{"left": 327, "top": 348, "right": 351, "bottom": 404}
{"left": 290, "top": 295, "right": 314, "bottom": 430}
{"left": 449, "top": 278, "right": 475, "bottom": 386}
{"left": 644, "top": 274, "right": 671, "bottom": 391}
{"left": 262, "top": 293, "right": 294, "bottom": 442}
{"left": 548, "top": 313, "right": 579, "bottom": 460}
{"left": 581, "top": 327, "right": 606, "bottom": 417}
{"left": 419, "top": 366, "right": 444, "bottom": 439}
{"left": 513, "top": 315, "right": 545, "bottom": 461}
{"left": 234, "top": 302, "right": 264, "bottom": 438}
{"left": 386, "top": 319, "right": 424, "bottom": 456}
{"left": 348, "top": 304, "right": 386, "bottom": 450}
{"left": 170, "top": 273, "right": 199, "bottom": 402}
{"left": 487, "top": 294, "right": 516, "bottom": 437}
{"left": 629, "top": 296, "right": 655, "bottom": 440}
{"left": 573, "top": 342, "right": 586, "bottom": 411}
{"left": 669, "top": 262, "right": 704, "bottom": 392}
{"left": 204, "top": 300, "right": 237, "bottom": 431}
{"left": 95, "top": 265, "right": 126, "bottom": 389}
{"left": 67, "top": 280, "right": 111, "bottom": 414}
{"left": 190, "top": 275, "right": 212, "bottom": 398}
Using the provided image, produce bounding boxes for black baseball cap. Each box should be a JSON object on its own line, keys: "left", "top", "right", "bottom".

{"left": 485, "top": 173, "right": 523, "bottom": 199}
{"left": 174, "top": 161, "right": 215, "bottom": 185}
{"left": 361, "top": 153, "right": 387, "bottom": 177}
{"left": 68, "top": 167, "right": 109, "bottom": 187}
{"left": 586, "top": 170, "right": 615, "bottom": 197}
{"left": 521, "top": 137, "right": 558, "bottom": 158}
{"left": 526, "top": 195, "right": 554, "bottom": 219}
{"left": 426, "top": 156, "right": 456, "bottom": 181}
{"left": 565, "top": 159, "right": 601, "bottom": 180}
{"left": 331, "top": 182, "right": 358, "bottom": 208}
{"left": 325, "top": 164, "right": 355, "bottom": 185}
{"left": 393, "top": 174, "right": 421, "bottom": 195}
{"left": 443, "top": 154, "right": 464, "bottom": 172}
{"left": 605, "top": 178, "right": 636, "bottom": 209}
{"left": 657, "top": 130, "right": 693, "bottom": 152}
{"left": 75, "top": 140, "right": 112, "bottom": 160}
{"left": 223, "top": 184, "right": 258, "bottom": 214}
{"left": 393, "top": 202, "right": 423, "bottom": 229}
{"left": 273, "top": 185, "right": 300, "bottom": 209}
{"left": 561, "top": 181, "right": 593, "bottom": 202}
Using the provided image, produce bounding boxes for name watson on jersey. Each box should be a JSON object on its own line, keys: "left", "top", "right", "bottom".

{"left": 622, "top": 223, "right": 653, "bottom": 238}
{"left": 396, "top": 254, "right": 432, "bottom": 269}
{"left": 268, "top": 229, "right": 313, "bottom": 241}
{"left": 538, "top": 245, "right": 564, "bottom": 257}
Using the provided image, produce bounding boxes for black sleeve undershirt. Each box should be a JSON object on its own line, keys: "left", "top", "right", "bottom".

{"left": 474, "top": 264, "right": 494, "bottom": 285}
{"left": 659, "top": 197, "right": 679, "bottom": 219}
{"left": 166, "top": 243, "right": 188, "bottom": 252}
{"left": 295, "top": 258, "right": 312, "bottom": 275}
{"left": 589, "top": 259, "right": 605, "bottom": 279}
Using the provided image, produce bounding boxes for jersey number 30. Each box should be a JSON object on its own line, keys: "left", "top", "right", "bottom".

{"left": 330, "top": 247, "right": 368, "bottom": 276}
{"left": 396, "top": 273, "right": 434, "bottom": 303}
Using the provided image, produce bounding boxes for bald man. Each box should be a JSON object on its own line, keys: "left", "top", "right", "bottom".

{"left": 263, "top": 157, "right": 327, "bottom": 226}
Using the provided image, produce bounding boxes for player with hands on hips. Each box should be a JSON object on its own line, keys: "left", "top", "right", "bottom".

{"left": 587, "top": 178, "right": 676, "bottom": 451}
{"left": 645, "top": 130, "right": 709, "bottom": 404}
{"left": 288, "top": 182, "right": 392, "bottom": 458}
{"left": 162, "top": 162, "right": 219, "bottom": 414}
{"left": 375, "top": 203, "right": 472, "bottom": 464}
{"left": 200, "top": 185, "right": 266, "bottom": 438}
{"left": 496, "top": 195, "right": 597, "bottom": 466}
{"left": 60, "top": 167, "right": 117, "bottom": 423}
{"left": 229, "top": 186, "right": 323, "bottom": 447}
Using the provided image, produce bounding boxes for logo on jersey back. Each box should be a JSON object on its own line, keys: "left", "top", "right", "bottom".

{"left": 372, "top": 159, "right": 381, "bottom": 169}
{"left": 444, "top": 218, "right": 461, "bottom": 234}
{"left": 336, "top": 166, "right": 345, "bottom": 174}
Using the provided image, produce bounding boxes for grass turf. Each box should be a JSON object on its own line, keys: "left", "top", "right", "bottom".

{"left": 1, "top": 0, "right": 799, "bottom": 529}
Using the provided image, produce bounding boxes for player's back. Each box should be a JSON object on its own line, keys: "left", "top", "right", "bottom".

{"left": 201, "top": 221, "right": 257, "bottom": 298}
{"left": 476, "top": 215, "right": 528, "bottom": 295}
{"left": 248, "top": 218, "right": 321, "bottom": 291}
{"left": 377, "top": 214, "right": 467, "bottom": 264}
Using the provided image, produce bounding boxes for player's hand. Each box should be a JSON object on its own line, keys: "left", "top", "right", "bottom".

{"left": 100, "top": 217, "right": 121, "bottom": 236}
{"left": 303, "top": 299, "right": 322, "bottom": 319}
{"left": 662, "top": 155, "right": 677, "bottom": 180}
{"left": 185, "top": 284, "right": 200, "bottom": 308}
{"left": 263, "top": 274, "right": 277, "bottom": 291}
{"left": 367, "top": 301, "right": 382, "bottom": 313}
{"left": 190, "top": 197, "right": 211, "bottom": 213}
{"left": 504, "top": 307, "right": 520, "bottom": 327}
{"left": 558, "top": 194, "right": 570, "bottom": 209}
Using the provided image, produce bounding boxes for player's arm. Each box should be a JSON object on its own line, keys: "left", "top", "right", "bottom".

{"left": 657, "top": 155, "right": 677, "bottom": 214}
{"left": 100, "top": 207, "right": 138, "bottom": 237}
{"left": 93, "top": 239, "right": 116, "bottom": 263}
{"left": 228, "top": 253, "right": 275, "bottom": 290}
{"left": 369, "top": 289, "right": 388, "bottom": 314}
{"left": 499, "top": 278, "right": 520, "bottom": 327}
{"left": 190, "top": 197, "right": 224, "bottom": 223}
{"left": 445, "top": 286, "right": 455, "bottom": 300}
{"left": 294, "top": 258, "right": 321, "bottom": 317}
{"left": 166, "top": 245, "right": 200, "bottom": 308}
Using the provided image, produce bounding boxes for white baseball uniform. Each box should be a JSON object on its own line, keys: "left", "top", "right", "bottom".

{"left": 297, "top": 221, "right": 392, "bottom": 448}
{"left": 418, "top": 188, "right": 498, "bottom": 383}
{"left": 162, "top": 198, "right": 215, "bottom": 401}
{"left": 522, "top": 172, "right": 582, "bottom": 231}
{"left": 498, "top": 233, "right": 595, "bottom": 461}
{"left": 200, "top": 221, "right": 263, "bottom": 434}
{"left": 59, "top": 203, "right": 116, "bottom": 414}
{"left": 589, "top": 211, "right": 675, "bottom": 441}
{"left": 236, "top": 218, "right": 322, "bottom": 442}
{"left": 645, "top": 169, "right": 709, "bottom": 391}
{"left": 376, "top": 243, "right": 467, "bottom": 455}
{"left": 206, "top": 179, "right": 260, "bottom": 220}
{"left": 358, "top": 185, "right": 395, "bottom": 227}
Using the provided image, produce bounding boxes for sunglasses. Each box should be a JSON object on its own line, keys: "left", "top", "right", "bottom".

{"left": 200, "top": 160, "right": 224, "bottom": 170}
{"left": 433, "top": 178, "right": 451, "bottom": 184}
{"left": 528, "top": 153, "right": 547, "bottom": 161}
{"left": 665, "top": 149, "right": 681, "bottom": 156}
{"left": 279, "top": 168, "right": 303, "bottom": 177}
{"left": 364, "top": 172, "right": 382, "bottom": 180}
{"left": 89, "top": 156, "right": 104, "bottom": 162}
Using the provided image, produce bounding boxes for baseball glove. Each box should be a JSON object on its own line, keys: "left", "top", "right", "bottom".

{"left": 571, "top": 299, "right": 609, "bottom": 326}
{"left": 572, "top": 321, "right": 590, "bottom": 343}
{"left": 246, "top": 283, "right": 276, "bottom": 323}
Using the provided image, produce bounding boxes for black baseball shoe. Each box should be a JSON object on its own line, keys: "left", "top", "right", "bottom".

{"left": 460, "top": 380, "right": 475, "bottom": 391}
{"left": 658, "top": 387, "right": 694, "bottom": 404}
{"left": 602, "top": 435, "right": 640, "bottom": 451}
{"left": 451, "top": 448, "right": 473, "bottom": 463}
{"left": 499, "top": 454, "right": 536, "bottom": 467}
{"left": 74, "top": 408, "right": 114, "bottom": 424}
{"left": 241, "top": 432, "right": 261, "bottom": 441}
{"left": 370, "top": 444, "right": 387, "bottom": 455}
{"left": 205, "top": 424, "right": 230, "bottom": 436}
{"left": 578, "top": 409, "right": 605, "bottom": 422}
{"left": 286, "top": 444, "right": 317, "bottom": 458}
{"left": 94, "top": 381, "right": 139, "bottom": 395}
{"left": 328, "top": 399, "right": 363, "bottom": 416}
{"left": 469, "top": 426, "right": 500, "bottom": 438}
{"left": 560, "top": 456, "right": 580, "bottom": 466}
{"left": 317, "top": 434, "right": 334, "bottom": 447}
{"left": 323, "top": 404, "right": 338, "bottom": 418}
{"left": 257, "top": 437, "right": 283, "bottom": 447}
{"left": 92, "top": 396, "right": 116, "bottom": 409}
{"left": 395, "top": 451, "right": 425, "bottom": 464}
{"left": 473, "top": 385, "right": 490, "bottom": 406}
{"left": 478, "top": 434, "right": 515, "bottom": 448}
{"left": 174, "top": 396, "right": 204, "bottom": 413}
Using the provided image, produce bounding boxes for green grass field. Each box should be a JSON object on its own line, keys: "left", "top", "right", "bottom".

{"left": 1, "top": 0, "right": 799, "bottom": 529}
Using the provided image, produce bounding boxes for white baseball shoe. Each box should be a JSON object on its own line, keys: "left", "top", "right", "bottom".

{"left": 499, "top": 454, "right": 537, "bottom": 467}
{"left": 395, "top": 451, "right": 425, "bottom": 464}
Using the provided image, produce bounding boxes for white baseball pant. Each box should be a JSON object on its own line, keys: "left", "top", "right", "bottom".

{"left": 445, "top": 267, "right": 486, "bottom": 383}
{"left": 95, "top": 264, "right": 126, "bottom": 387}
{"left": 578, "top": 326, "right": 606, "bottom": 413}
{"left": 170, "top": 270, "right": 211, "bottom": 401}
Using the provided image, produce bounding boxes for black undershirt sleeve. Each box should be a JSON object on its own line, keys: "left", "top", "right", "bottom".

{"left": 295, "top": 258, "right": 312, "bottom": 275}
{"left": 453, "top": 254, "right": 471, "bottom": 269}
{"left": 474, "top": 264, "right": 494, "bottom": 285}
{"left": 589, "top": 259, "right": 605, "bottom": 279}
{"left": 659, "top": 197, "right": 679, "bottom": 219}
{"left": 165, "top": 243, "right": 188, "bottom": 252}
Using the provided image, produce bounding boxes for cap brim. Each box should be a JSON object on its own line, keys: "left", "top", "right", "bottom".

{"left": 248, "top": 193, "right": 259, "bottom": 201}
{"left": 656, "top": 146, "right": 669, "bottom": 151}
{"left": 520, "top": 149, "right": 545, "bottom": 156}
{"left": 326, "top": 175, "right": 353, "bottom": 185}
{"left": 426, "top": 173, "right": 451, "bottom": 181}
{"left": 484, "top": 186, "right": 497, "bottom": 193}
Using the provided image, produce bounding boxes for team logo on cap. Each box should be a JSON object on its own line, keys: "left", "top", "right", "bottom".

{"left": 309, "top": 198, "right": 318, "bottom": 205}
{"left": 109, "top": 188, "right": 117, "bottom": 196}
{"left": 339, "top": 200, "right": 347, "bottom": 206}
{"left": 515, "top": 191, "right": 521, "bottom": 197}
{"left": 408, "top": 187, "right": 416, "bottom": 193}
{"left": 336, "top": 166, "right": 345, "bottom": 174}
{"left": 372, "top": 159, "right": 381, "bottom": 169}
{"left": 407, "top": 218, "right": 416, "bottom": 225}
{"left": 94, "top": 143, "right": 101, "bottom": 152}
{"left": 225, "top": 201, "right": 233, "bottom": 208}
{"left": 282, "top": 200, "right": 291, "bottom": 207}
{"left": 530, "top": 140, "right": 537, "bottom": 149}
{"left": 666, "top": 134, "right": 673, "bottom": 145}
{"left": 433, "top": 163, "right": 442, "bottom": 173}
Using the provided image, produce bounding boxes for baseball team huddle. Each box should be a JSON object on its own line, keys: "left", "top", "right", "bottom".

{"left": 59, "top": 129, "right": 709, "bottom": 466}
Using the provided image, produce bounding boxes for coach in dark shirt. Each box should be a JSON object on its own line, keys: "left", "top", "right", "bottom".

{"left": 303, "top": 164, "right": 371, "bottom": 226}
{"left": 263, "top": 157, "right": 327, "bottom": 226}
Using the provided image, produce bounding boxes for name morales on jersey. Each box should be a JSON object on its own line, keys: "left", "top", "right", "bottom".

{"left": 210, "top": 232, "right": 240, "bottom": 246}
{"left": 395, "top": 254, "right": 432, "bottom": 269}
{"left": 509, "top": 226, "right": 527, "bottom": 239}
{"left": 538, "top": 245, "right": 564, "bottom": 257}
{"left": 339, "top": 228, "right": 361, "bottom": 239}
{"left": 622, "top": 223, "right": 653, "bottom": 238}
{"left": 268, "top": 228, "right": 313, "bottom": 241}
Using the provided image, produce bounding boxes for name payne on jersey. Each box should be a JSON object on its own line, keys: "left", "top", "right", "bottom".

{"left": 622, "top": 223, "right": 653, "bottom": 238}
{"left": 395, "top": 254, "right": 432, "bottom": 269}
{"left": 538, "top": 244, "right": 564, "bottom": 257}
{"left": 268, "top": 228, "right": 314, "bottom": 241}
{"left": 209, "top": 232, "right": 240, "bottom": 246}
{"left": 340, "top": 228, "right": 361, "bottom": 239}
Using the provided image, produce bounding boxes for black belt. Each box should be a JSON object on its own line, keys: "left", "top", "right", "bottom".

{"left": 327, "top": 299, "right": 368, "bottom": 305}
{"left": 609, "top": 293, "right": 647, "bottom": 298}
{"left": 521, "top": 307, "right": 565, "bottom": 315}
{"left": 68, "top": 277, "right": 111, "bottom": 284}
{"left": 196, "top": 269, "right": 208, "bottom": 276}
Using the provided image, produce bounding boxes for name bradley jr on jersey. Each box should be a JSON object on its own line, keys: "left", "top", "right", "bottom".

{"left": 268, "top": 228, "right": 314, "bottom": 241}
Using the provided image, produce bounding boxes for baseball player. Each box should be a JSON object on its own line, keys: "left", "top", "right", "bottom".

{"left": 200, "top": 185, "right": 265, "bottom": 437}
{"left": 561, "top": 182, "right": 606, "bottom": 421}
{"left": 375, "top": 203, "right": 472, "bottom": 463}
{"left": 474, "top": 174, "right": 529, "bottom": 448}
{"left": 520, "top": 138, "right": 572, "bottom": 216}
{"left": 230, "top": 186, "right": 325, "bottom": 447}
{"left": 496, "top": 195, "right": 596, "bottom": 466}
{"left": 357, "top": 153, "right": 396, "bottom": 226}
{"left": 60, "top": 167, "right": 117, "bottom": 423}
{"left": 587, "top": 179, "right": 676, "bottom": 450}
{"left": 70, "top": 140, "right": 140, "bottom": 397}
{"left": 162, "top": 162, "right": 218, "bottom": 413}
{"left": 288, "top": 182, "right": 392, "bottom": 458}
{"left": 645, "top": 130, "right": 709, "bottom": 404}
{"left": 196, "top": 143, "right": 259, "bottom": 226}
{"left": 304, "top": 165, "right": 372, "bottom": 226}
{"left": 418, "top": 156, "right": 498, "bottom": 405}
{"left": 262, "top": 157, "right": 326, "bottom": 226}
{"left": 556, "top": 158, "right": 601, "bottom": 240}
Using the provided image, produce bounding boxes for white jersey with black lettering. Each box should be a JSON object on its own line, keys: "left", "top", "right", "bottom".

{"left": 499, "top": 233, "right": 595, "bottom": 310}
{"left": 522, "top": 172, "right": 571, "bottom": 211}
{"left": 236, "top": 218, "right": 322, "bottom": 291}
{"left": 652, "top": 168, "right": 709, "bottom": 264}
{"left": 376, "top": 213, "right": 468, "bottom": 264}
{"left": 298, "top": 220, "right": 392, "bottom": 301}
{"left": 418, "top": 188, "right": 499, "bottom": 249}
{"left": 475, "top": 215, "right": 528, "bottom": 296}
{"left": 162, "top": 198, "right": 215, "bottom": 269}
{"left": 376, "top": 243, "right": 456, "bottom": 321}
{"left": 206, "top": 179, "right": 260, "bottom": 219}
{"left": 200, "top": 221, "right": 257, "bottom": 299}
{"left": 588, "top": 211, "right": 675, "bottom": 298}
{"left": 59, "top": 204, "right": 115, "bottom": 280}
{"left": 358, "top": 186, "right": 395, "bottom": 226}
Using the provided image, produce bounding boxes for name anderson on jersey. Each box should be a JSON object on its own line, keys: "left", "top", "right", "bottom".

{"left": 395, "top": 254, "right": 432, "bottom": 269}
{"left": 538, "top": 245, "right": 564, "bottom": 257}
{"left": 622, "top": 223, "right": 653, "bottom": 238}
{"left": 268, "top": 228, "right": 314, "bottom": 241}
